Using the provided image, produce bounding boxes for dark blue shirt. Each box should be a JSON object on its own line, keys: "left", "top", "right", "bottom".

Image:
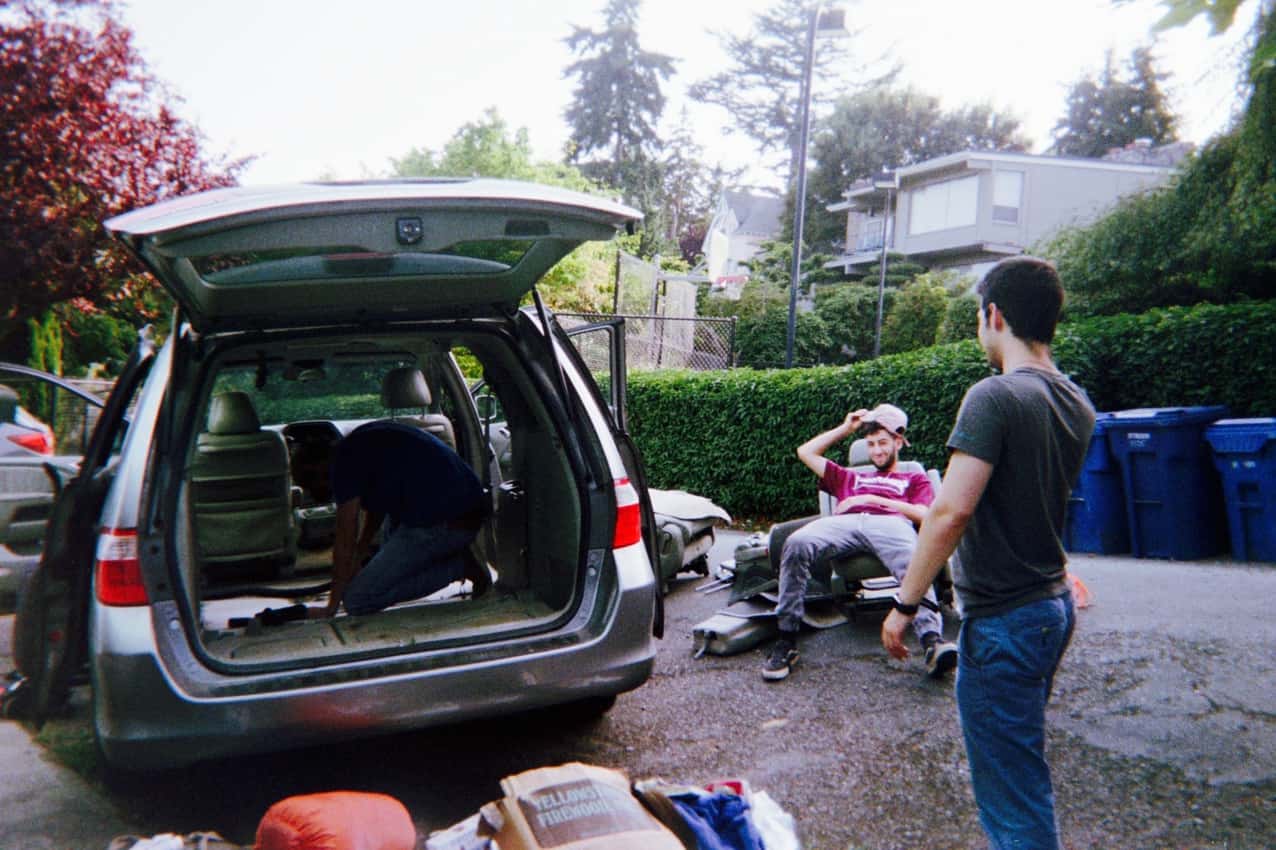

{"left": 331, "top": 421, "right": 482, "bottom": 528}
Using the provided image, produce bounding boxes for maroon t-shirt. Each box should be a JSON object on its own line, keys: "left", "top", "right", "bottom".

{"left": 820, "top": 461, "right": 934, "bottom": 518}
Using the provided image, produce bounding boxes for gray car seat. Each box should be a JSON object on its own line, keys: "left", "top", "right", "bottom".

{"left": 188, "top": 391, "right": 295, "bottom": 581}
{"left": 381, "top": 366, "right": 456, "bottom": 449}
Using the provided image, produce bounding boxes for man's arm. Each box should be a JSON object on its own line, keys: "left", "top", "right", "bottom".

{"left": 797, "top": 409, "right": 868, "bottom": 477}
{"left": 881, "top": 450, "right": 993, "bottom": 659}
{"left": 834, "top": 494, "right": 929, "bottom": 526}
{"left": 322, "top": 498, "right": 364, "bottom": 617}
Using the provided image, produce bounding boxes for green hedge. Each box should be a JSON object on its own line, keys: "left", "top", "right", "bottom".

{"left": 628, "top": 300, "right": 1276, "bottom": 523}
{"left": 1053, "top": 301, "right": 1276, "bottom": 415}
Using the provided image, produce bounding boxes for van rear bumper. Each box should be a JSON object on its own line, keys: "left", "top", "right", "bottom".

{"left": 92, "top": 553, "right": 658, "bottom": 770}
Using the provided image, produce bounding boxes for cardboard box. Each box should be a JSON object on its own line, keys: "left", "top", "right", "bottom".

{"left": 425, "top": 812, "right": 490, "bottom": 850}
{"left": 482, "top": 763, "right": 683, "bottom": 850}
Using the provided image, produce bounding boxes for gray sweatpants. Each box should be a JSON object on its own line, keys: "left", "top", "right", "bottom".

{"left": 776, "top": 512, "right": 942, "bottom": 640}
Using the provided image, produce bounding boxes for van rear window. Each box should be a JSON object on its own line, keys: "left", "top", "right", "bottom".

{"left": 192, "top": 240, "right": 534, "bottom": 284}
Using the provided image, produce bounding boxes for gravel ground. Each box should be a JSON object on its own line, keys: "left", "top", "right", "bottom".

{"left": 2, "top": 537, "right": 1274, "bottom": 849}
{"left": 630, "top": 572, "right": 1276, "bottom": 850}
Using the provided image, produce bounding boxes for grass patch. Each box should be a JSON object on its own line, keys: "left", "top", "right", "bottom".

{"left": 34, "top": 713, "right": 102, "bottom": 783}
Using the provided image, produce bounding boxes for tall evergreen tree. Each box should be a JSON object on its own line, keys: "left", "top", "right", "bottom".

{"left": 659, "top": 110, "right": 709, "bottom": 247}
{"left": 562, "top": 0, "right": 676, "bottom": 196}
{"left": 688, "top": 0, "right": 895, "bottom": 184}
{"left": 1050, "top": 47, "right": 1179, "bottom": 158}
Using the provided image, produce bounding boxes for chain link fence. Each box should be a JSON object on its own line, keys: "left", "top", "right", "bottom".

{"left": 561, "top": 251, "right": 735, "bottom": 372}
{"left": 559, "top": 312, "right": 736, "bottom": 372}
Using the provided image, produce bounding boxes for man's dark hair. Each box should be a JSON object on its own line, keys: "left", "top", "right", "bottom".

{"left": 861, "top": 422, "right": 887, "bottom": 437}
{"left": 976, "top": 256, "right": 1064, "bottom": 344}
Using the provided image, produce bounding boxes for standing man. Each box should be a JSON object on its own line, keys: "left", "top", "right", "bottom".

{"left": 298, "top": 420, "right": 489, "bottom": 617}
{"left": 763, "top": 403, "right": 958, "bottom": 681}
{"left": 881, "top": 257, "right": 1095, "bottom": 849}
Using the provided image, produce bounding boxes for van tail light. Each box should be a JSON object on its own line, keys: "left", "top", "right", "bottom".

{"left": 95, "top": 528, "right": 148, "bottom": 606}
{"left": 7, "top": 430, "right": 52, "bottom": 454}
{"left": 612, "top": 478, "right": 643, "bottom": 549}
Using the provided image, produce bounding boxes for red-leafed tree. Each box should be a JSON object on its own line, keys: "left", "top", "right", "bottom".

{"left": 0, "top": 0, "right": 246, "bottom": 353}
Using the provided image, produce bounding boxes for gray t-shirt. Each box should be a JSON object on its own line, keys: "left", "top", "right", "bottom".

{"left": 947, "top": 366, "right": 1095, "bottom": 619}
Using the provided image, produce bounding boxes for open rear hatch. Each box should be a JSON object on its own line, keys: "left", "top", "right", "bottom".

{"left": 106, "top": 179, "right": 640, "bottom": 331}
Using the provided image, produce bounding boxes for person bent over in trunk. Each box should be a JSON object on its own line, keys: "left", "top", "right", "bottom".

{"left": 295, "top": 420, "right": 490, "bottom": 617}
{"left": 763, "top": 404, "right": 957, "bottom": 681}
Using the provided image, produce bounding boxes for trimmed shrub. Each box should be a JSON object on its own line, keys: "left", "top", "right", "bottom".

{"left": 629, "top": 300, "right": 1275, "bottom": 523}
{"left": 938, "top": 291, "right": 979, "bottom": 344}
{"left": 880, "top": 277, "right": 949, "bottom": 354}
{"left": 1054, "top": 301, "right": 1276, "bottom": 415}
{"left": 813, "top": 282, "right": 895, "bottom": 364}
{"left": 735, "top": 309, "right": 833, "bottom": 369}
{"left": 628, "top": 344, "right": 991, "bottom": 523}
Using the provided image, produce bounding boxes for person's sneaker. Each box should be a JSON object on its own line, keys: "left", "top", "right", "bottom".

{"left": 924, "top": 639, "right": 958, "bottom": 678}
{"left": 762, "top": 635, "right": 799, "bottom": 681}
{"left": 462, "top": 551, "right": 492, "bottom": 598}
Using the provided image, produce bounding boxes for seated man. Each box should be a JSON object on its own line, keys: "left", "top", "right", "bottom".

{"left": 296, "top": 420, "right": 489, "bottom": 617}
{"left": 763, "top": 403, "right": 958, "bottom": 681}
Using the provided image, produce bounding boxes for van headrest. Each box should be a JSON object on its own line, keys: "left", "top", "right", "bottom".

{"left": 381, "top": 367, "right": 432, "bottom": 409}
{"left": 206, "top": 392, "right": 261, "bottom": 435}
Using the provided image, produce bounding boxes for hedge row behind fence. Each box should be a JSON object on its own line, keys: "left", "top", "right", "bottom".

{"left": 627, "top": 300, "right": 1276, "bottom": 523}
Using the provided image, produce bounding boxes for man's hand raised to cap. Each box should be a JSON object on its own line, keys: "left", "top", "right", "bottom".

{"left": 844, "top": 408, "right": 870, "bottom": 432}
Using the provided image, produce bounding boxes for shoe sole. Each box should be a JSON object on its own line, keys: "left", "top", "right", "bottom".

{"left": 927, "top": 646, "right": 958, "bottom": 678}
{"left": 762, "top": 651, "right": 798, "bottom": 681}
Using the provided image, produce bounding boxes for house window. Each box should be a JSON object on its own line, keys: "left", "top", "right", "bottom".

{"left": 857, "top": 217, "right": 885, "bottom": 251}
{"left": 909, "top": 175, "right": 978, "bottom": 235}
{"left": 992, "top": 171, "right": 1023, "bottom": 224}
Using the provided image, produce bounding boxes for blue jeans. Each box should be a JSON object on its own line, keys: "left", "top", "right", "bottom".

{"left": 956, "top": 593, "right": 1075, "bottom": 850}
{"left": 343, "top": 523, "right": 476, "bottom": 616}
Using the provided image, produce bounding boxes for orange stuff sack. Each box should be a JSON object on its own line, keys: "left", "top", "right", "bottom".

{"left": 256, "top": 791, "right": 416, "bottom": 850}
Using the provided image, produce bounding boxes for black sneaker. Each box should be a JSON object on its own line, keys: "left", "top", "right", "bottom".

{"left": 924, "top": 639, "right": 958, "bottom": 678}
{"left": 762, "top": 635, "right": 799, "bottom": 681}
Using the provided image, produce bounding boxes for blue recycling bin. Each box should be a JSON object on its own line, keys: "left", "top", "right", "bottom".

{"left": 1063, "top": 414, "right": 1129, "bottom": 554}
{"left": 1204, "top": 418, "right": 1276, "bottom": 562}
{"left": 1105, "top": 406, "right": 1228, "bottom": 559}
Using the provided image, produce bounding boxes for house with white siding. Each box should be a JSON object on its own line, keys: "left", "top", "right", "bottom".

{"left": 702, "top": 189, "right": 784, "bottom": 299}
{"left": 827, "top": 143, "right": 1189, "bottom": 280}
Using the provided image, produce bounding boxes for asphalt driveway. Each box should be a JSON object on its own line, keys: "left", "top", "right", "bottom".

{"left": 1, "top": 531, "right": 1274, "bottom": 849}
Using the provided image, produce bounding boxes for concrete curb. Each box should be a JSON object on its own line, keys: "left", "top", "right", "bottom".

{"left": 0, "top": 719, "right": 139, "bottom": 850}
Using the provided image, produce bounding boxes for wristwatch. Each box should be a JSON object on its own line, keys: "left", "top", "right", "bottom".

{"left": 891, "top": 592, "right": 919, "bottom": 616}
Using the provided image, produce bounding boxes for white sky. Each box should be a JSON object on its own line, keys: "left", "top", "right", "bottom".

{"left": 117, "top": 0, "right": 1257, "bottom": 189}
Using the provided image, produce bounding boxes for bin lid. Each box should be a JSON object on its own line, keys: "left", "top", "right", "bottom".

{"left": 1107, "top": 405, "right": 1229, "bottom": 429}
{"left": 1204, "top": 418, "right": 1276, "bottom": 454}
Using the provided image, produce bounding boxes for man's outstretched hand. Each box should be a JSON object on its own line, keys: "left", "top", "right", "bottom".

{"left": 881, "top": 608, "right": 913, "bottom": 660}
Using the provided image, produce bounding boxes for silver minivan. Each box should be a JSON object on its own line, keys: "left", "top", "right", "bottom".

{"left": 5, "top": 179, "right": 663, "bottom": 771}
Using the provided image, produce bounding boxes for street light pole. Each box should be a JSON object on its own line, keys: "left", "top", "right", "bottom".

{"left": 872, "top": 184, "right": 892, "bottom": 358}
{"left": 784, "top": 8, "right": 819, "bottom": 369}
